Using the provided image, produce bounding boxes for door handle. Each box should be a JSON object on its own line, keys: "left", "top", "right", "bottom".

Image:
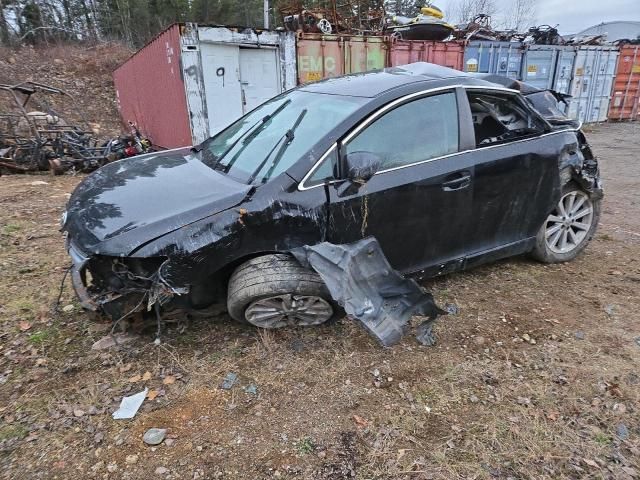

{"left": 442, "top": 172, "right": 471, "bottom": 191}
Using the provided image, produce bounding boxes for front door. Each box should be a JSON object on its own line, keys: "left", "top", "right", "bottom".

{"left": 325, "top": 90, "right": 474, "bottom": 274}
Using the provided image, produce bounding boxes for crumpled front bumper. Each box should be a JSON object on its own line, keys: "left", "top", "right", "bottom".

{"left": 70, "top": 264, "right": 99, "bottom": 311}
{"left": 67, "top": 238, "right": 98, "bottom": 311}
{"left": 67, "top": 239, "right": 146, "bottom": 320}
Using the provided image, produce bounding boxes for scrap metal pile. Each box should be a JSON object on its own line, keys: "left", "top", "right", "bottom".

{"left": 452, "top": 14, "right": 520, "bottom": 41}
{"left": 279, "top": 1, "right": 619, "bottom": 46}
{"left": 279, "top": 0, "right": 385, "bottom": 35}
{"left": 0, "top": 82, "right": 151, "bottom": 175}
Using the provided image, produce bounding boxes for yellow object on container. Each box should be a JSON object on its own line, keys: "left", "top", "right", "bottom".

{"left": 420, "top": 6, "right": 444, "bottom": 18}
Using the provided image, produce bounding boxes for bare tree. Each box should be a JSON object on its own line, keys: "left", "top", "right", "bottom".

{"left": 449, "top": 0, "right": 497, "bottom": 24}
{"left": 384, "top": 0, "right": 420, "bottom": 16}
{"left": 503, "top": 0, "right": 537, "bottom": 31}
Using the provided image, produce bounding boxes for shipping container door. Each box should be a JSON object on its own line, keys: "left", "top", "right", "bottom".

{"left": 592, "top": 49, "right": 619, "bottom": 122}
{"left": 551, "top": 48, "right": 576, "bottom": 113}
{"left": 522, "top": 47, "right": 557, "bottom": 90}
{"left": 567, "top": 47, "right": 619, "bottom": 123}
{"left": 463, "top": 41, "right": 523, "bottom": 79}
{"left": 201, "top": 43, "right": 243, "bottom": 135}
{"left": 567, "top": 48, "right": 591, "bottom": 122}
{"left": 609, "top": 46, "right": 640, "bottom": 120}
{"left": 389, "top": 40, "right": 464, "bottom": 70}
{"left": 296, "top": 36, "right": 344, "bottom": 83}
{"left": 345, "top": 37, "right": 386, "bottom": 74}
{"left": 552, "top": 48, "right": 576, "bottom": 95}
{"left": 239, "top": 48, "right": 281, "bottom": 113}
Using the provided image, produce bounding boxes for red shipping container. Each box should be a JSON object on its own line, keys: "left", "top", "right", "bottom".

{"left": 113, "top": 24, "right": 192, "bottom": 149}
{"left": 113, "top": 24, "right": 297, "bottom": 149}
{"left": 609, "top": 45, "right": 640, "bottom": 121}
{"left": 389, "top": 40, "right": 464, "bottom": 70}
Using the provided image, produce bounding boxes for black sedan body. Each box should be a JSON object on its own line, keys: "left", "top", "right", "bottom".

{"left": 62, "top": 63, "right": 602, "bottom": 323}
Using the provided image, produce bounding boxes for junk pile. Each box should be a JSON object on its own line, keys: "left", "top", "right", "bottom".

{"left": 280, "top": 1, "right": 619, "bottom": 45}
{"left": 452, "top": 14, "right": 520, "bottom": 41}
{"left": 0, "top": 82, "right": 151, "bottom": 175}
{"left": 526, "top": 24, "right": 564, "bottom": 45}
{"left": 280, "top": 0, "right": 457, "bottom": 40}
{"left": 280, "top": 0, "right": 385, "bottom": 35}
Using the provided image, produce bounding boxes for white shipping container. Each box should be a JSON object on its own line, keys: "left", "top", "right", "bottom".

{"left": 566, "top": 46, "right": 619, "bottom": 123}
{"left": 114, "top": 23, "right": 297, "bottom": 148}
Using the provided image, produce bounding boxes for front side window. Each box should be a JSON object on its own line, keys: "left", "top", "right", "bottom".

{"left": 467, "top": 91, "right": 546, "bottom": 146}
{"left": 344, "top": 92, "right": 459, "bottom": 171}
{"left": 305, "top": 147, "right": 338, "bottom": 187}
{"left": 201, "top": 90, "right": 366, "bottom": 184}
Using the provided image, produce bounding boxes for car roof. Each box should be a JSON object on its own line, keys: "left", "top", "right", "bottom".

{"left": 298, "top": 62, "right": 497, "bottom": 98}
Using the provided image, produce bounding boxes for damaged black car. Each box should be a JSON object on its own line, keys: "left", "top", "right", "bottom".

{"left": 62, "top": 62, "right": 602, "bottom": 335}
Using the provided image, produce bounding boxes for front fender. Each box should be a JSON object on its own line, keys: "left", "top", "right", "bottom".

{"left": 137, "top": 196, "right": 329, "bottom": 289}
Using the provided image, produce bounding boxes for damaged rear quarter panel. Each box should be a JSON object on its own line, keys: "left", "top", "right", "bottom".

{"left": 562, "top": 129, "right": 603, "bottom": 198}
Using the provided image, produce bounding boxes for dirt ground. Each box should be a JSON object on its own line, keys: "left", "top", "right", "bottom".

{"left": 0, "top": 122, "right": 639, "bottom": 480}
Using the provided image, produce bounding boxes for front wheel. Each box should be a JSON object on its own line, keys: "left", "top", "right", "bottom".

{"left": 227, "top": 254, "right": 336, "bottom": 328}
{"left": 531, "top": 185, "right": 601, "bottom": 263}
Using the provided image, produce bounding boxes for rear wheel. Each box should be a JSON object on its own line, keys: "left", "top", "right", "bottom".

{"left": 531, "top": 185, "right": 600, "bottom": 263}
{"left": 227, "top": 254, "right": 335, "bottom": 328}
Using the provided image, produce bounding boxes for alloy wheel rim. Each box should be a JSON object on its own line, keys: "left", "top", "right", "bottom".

{"left": 244, "top": 294, "right": 333, "bottom": 328}
{"left": 544, "top": 190, "right": 594, "bottom": 254}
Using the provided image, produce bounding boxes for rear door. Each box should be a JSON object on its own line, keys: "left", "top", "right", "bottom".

{"left": 465, "top": 88, "right": 559, "bottom": 257}
{"left": 318, "top": 90, "right": 475, "bottom": 275}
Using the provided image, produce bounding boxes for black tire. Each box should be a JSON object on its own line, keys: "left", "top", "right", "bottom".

{"left": 531, "top": 183, "right": 601, "bottom": 263}
{"left": 226, "top": 254, "right": 336, "bottom": 327}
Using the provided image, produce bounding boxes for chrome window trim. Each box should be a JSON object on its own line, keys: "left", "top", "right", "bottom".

{"left": 298, "top": 144, "right": 340, "bottom": 191}
{"left": 340, "top": 86, "right": 462, "bottom": 145}
{"left": 298, "top": 84, "right": 577, "bottom": 192}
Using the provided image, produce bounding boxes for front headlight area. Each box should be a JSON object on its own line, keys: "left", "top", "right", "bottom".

{"left": 84, "top": 256, "right": 166, "bottom": 295}
{"left": 75, "top": 254, "right": 168, "bottom": 319}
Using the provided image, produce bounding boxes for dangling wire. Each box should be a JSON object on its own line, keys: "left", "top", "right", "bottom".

{"left": 54, "top": 265, "right": 72, "bottom": 312}
{"left": 154, "top": 300, "right": 163, "bottom": 345}
{"left": 109, "top": 292, "right": 148, "bottom": 345}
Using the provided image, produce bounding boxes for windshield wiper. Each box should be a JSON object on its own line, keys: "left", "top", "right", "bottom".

{"left": 214, "top": 100, "right": 291, "bottom": 170}
{"left": 191, "top": 119, "right": 260, "bottom": 160}
{"left": 247, "top": 108, "right": 307, "bottom": 185}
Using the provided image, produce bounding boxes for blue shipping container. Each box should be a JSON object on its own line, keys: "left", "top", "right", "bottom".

{"left": 522, "top": 45, "right": 619, "bottom": 122}
{"left": 463, "top": 41, "right": 524, "bottom": 79}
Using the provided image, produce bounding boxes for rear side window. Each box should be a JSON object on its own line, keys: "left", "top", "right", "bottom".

{"left": 467, "top": 91, "right": 546, "bottom": 147}
{"left": 344, "top": 92, "right": 459, "bottom": 171}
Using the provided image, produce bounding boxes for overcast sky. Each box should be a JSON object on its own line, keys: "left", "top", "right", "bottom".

{"left": 436, "top": 0, "right": 640, "bottom": 34}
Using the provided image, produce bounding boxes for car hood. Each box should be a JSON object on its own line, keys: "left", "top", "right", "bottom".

{"left": 64, "top": 148, "right": 253, "bottom": 256}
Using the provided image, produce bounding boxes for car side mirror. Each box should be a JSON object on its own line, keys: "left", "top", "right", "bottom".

{"left": 344, "top": 151, "right": 382, "bottom": 185}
